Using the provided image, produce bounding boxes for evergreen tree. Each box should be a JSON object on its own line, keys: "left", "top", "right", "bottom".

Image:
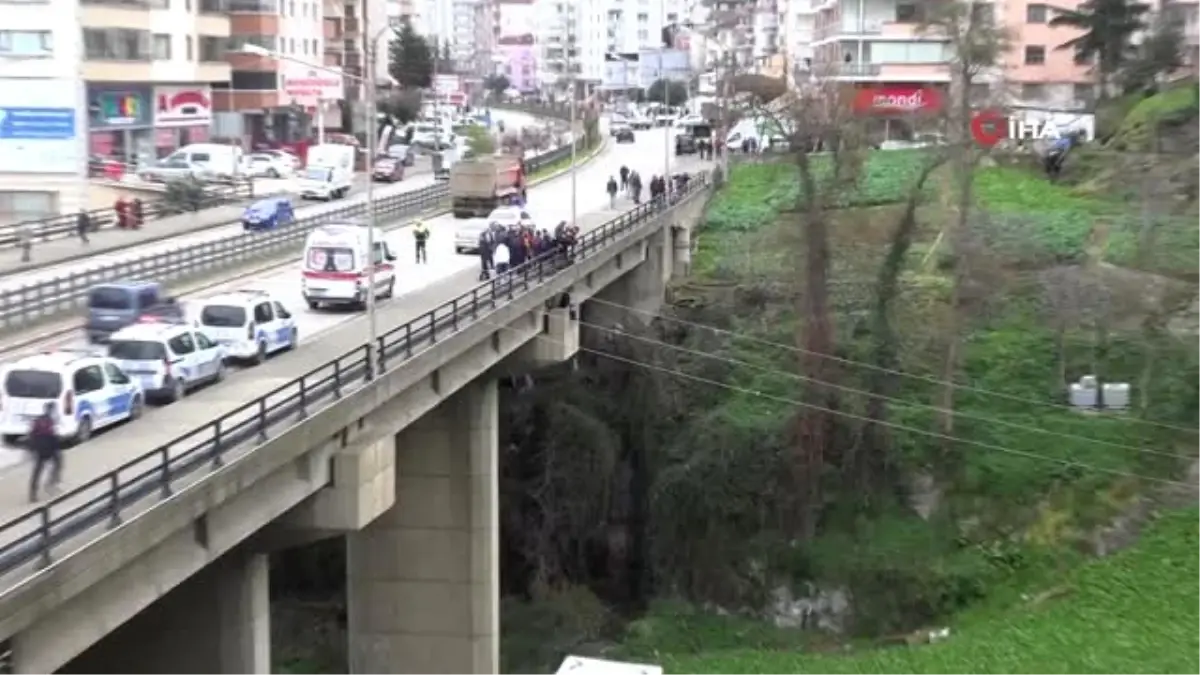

{"left": 1049, "top": 0, "right": 1150, "bottom": 93}
{"left": 388, "top": 18, "right": 433, "bottom": 89}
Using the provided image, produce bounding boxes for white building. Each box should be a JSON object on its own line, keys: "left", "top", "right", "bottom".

{"left": 0, "top": 0, "right": 87, "bottom": 223}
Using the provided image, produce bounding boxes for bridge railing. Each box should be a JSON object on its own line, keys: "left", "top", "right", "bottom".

{"left": 0, "top": 175, "right": 711, "bottom": 585}
{"left": 0, "top": 104, "right": 572, "bottom": 251}
{"left": 0, "top": 142, "right": 581, "bottom": 336}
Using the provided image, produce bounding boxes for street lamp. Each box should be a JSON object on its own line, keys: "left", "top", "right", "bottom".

{"left": 243, "top": 31, "right": 388, "bottom": 375}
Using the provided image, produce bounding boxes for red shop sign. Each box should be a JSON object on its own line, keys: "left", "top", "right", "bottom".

{"left": 853, "top": 86, "right": 943, "bottom": 115}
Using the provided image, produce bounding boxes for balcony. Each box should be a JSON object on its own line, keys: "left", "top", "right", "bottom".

{"left": 343, "top": 16, "right": 360, "bottom": 35}
{"left": 324, "top": 18, "right": 342, "bottom": 40}
{"left": 83, "top": 59, "right": 153, "bottom": 81}
{"left": 81, "top": 3, "right": 153, "bottom": 30}
{"left": 814, "top": 20, "right": 882, "bottom": 41}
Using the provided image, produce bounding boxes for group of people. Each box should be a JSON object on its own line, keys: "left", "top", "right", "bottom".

{"left": 608, "top": 165, "right": 693, "bottom": 209}
{"left": 476, "top": 219, "right": 581, "bottom": 280}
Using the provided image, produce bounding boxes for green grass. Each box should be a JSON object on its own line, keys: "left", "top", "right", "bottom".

{"left": 626, "top": 508, "right": 1200, "bottom": 674}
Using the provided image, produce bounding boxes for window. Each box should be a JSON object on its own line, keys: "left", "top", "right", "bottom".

{"left": 194, "top": 332, "right": 216, "bottom": 350}
{"left": 84, "top": 28, "right": 151, "bottom": 60}
{"left": 895, "top": 3, "right": 921, "bottom": 22}
{"left": 199, "top": 35, "right": 226, "bottom": 61}
{"left": 253, "top": 302, "right": 274, "bottom": 323}
{"left": 0, "top": 191, "right": 55, "bottom": 224}
{"left": 73, "top": 366, "right": 106, "bottom": 394}
{"left": 0, "top": 30, "right": 53, "bottom": 57}
{"left": 200, "top": 304, "right": 247, "bottom": 327}
{"left": 104, "top": 364, "right": 131, "bottom": 385}
{"left": 272, "top": 302, "right": 291, "bottom": 319}
{"left": 228, "top": 0, "right": 276, "bottom": 9}
{"left": 200, "top": 0, "right": 225, "bottom": 11}
{"left": 1021, "top": 82, "right": 1046, "bottom": 101}
{"left": 1026, "top": 3, "right": 1047, "bottom": 22}
{"left": 186, "top": 35, "right": 194, "bottom": 59}
{"left": 1023, "top": 44, "right": 1045, "bottom": 64}
{"left": 167, "top": 333, "right": 196, "bottom": 355}
{"left": 152, "top": 33, "right": 171, "bottom": 59}
{"left": 239, "top": 34, "right": 276, "bottom": 51}
{"left": 229, "top": 70, "right": 276, "bottom": 90}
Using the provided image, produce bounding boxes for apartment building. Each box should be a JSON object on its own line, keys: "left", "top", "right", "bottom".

{"left": 0, "top": 0, "right": 88, "bottom": 221}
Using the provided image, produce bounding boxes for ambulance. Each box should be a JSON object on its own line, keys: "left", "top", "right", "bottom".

{"left": 301, "top": 223, "right": 398, "bottom": 310}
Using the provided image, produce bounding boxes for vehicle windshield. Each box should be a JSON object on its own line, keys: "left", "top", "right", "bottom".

{"left": 109, "top": 340, "right": 168, "bottom": 360}
{"left": 303, "top": 167, "right": 333, "bottom": 182}
{"left": 199, "top": 304, "right": 247, "bottom": 327}
{"left": 88, "top": 286, "right": 133, "bottom": 310}
{"left": 307, "top": 246, "right": 357, "bottom": 272}
{"left": 4, "top": 370, "right": 63, "bottom": 398}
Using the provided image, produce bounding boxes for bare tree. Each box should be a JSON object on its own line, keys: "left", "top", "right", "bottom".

{"left": 920, "top": 0, "right": 1011, "bottom": 462}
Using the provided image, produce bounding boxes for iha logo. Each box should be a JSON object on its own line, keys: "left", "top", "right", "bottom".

{"left": 970, "top": 109, "right": 1095, "bottom": 147}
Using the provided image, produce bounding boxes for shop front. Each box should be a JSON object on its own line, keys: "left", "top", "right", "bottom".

{"left": 87, "top": 84, "right": 154, "bottom": 171}
{"left": 153, "top": 85, "right": 213, "bottom": 155}
{"left": 850, "top": 84, "right": 947, "bottom": 143}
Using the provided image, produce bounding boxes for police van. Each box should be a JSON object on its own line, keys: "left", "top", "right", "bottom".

{"left": 191, "top": 289, "right": 299, "bottom": 364}
{"left": 106, "top": 317, "right": 228, "bottom": 403}
{"left": 301, "top": 223, "right": 397, "bottom": 310}
{"left": 0, "top": 350, "right": 144, "bottom": 444}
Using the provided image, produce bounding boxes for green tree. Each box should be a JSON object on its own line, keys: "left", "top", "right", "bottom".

{"left": 388, "top": 18, "right": 433, "bottom": 89}
{"left": 377, "top": 89, "right": 423, "bottom": 125}
{"left": 484, "top": 74, "right": 511, "bottom": 97}
{"left": 645, "top": 79, "right": 689, "bottom": 106}
{"left": 1049, "top": 0, "right": 1151, "bottom": 94}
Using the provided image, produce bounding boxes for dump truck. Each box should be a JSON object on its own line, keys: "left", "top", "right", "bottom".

{"left": 448, "top": 154, "right": 526, "bottom": 218}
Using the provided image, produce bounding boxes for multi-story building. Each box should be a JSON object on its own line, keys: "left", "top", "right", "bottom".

{"left": 807, "top": 0, "right": 1200, "bottom": 112}
{"left": 1, "top": 0, "right": 232, "bottom": 222}
{"left": 496, "top": 34, "right": 538, "bottom": 90}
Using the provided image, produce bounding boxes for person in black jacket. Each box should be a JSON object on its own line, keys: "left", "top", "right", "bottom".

{"left": 27, "top": 402, "right": 62, "bottom": 502}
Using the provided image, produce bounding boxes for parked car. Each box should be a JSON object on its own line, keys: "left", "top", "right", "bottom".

{"left": 241, "top": 196, "right": 296, "bottom": 231}
{"left": 242, "top": 152, "right": 294, "bottom": 178}
{"left": 614, "top": 125, "right": 636, "bottom": 144}
{"left": 138, "top": 158, "right": 213, "bottom": 183}
{"left": 254, "top": 149, "right": 302, "bottom": 171}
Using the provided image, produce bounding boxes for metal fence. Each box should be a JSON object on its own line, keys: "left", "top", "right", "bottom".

{"left": 0, "top": 179, "right": 255, "bottom": 250}
{"left": 0, "top": 174, "right": 711, "bottom": 584}
{"left": 0, "top": 103, "right": 572, "bottom": 252}
{"left": 0, "top": 141, "right": 580, "bottom": 334}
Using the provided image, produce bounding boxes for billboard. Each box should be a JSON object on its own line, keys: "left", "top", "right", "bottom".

{"left": 283, "top": 66, "right": 345, "bottom": 106}
{"left": 1, "top": 79, "right": 81, "bottom": 175}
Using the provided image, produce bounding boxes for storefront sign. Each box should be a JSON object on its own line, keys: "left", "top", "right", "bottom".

{"left": 852, "top": 86, "right": 943, "bottom": 115}
{"left": 88, "top": 85, "right": 152, "bottom": 129}
{"left": 0, "top": 79, "right": 80, "bottom": 174}
{"left": 282, "top": 67, "right": 345, "bottom": 106}
{"left": 154, "top": 86, "right": 213, "bottom": 127}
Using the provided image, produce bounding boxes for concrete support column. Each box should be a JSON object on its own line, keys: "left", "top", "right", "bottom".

{"left": 55, "top": 551, "right": 270, "bottom": 674}
{"left": 346, "top": 378, "right": 500, "bottom": 674}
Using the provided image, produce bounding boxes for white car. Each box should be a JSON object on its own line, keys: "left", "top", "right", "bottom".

{"left": 242, "top": 152, "right": 294, "bottom": 178}
{"left": 106, "top": 318, "right": 228, "bottom": 403}
{"left": 0, "top": 350, "right": 144, "bottom": 444}
{"left": 191, "top": 289, "right": 299, "bottom": 364}
{"left": 255, "top": 149, "right": 302, "bottom": 171}
{"left": 455, "top": 206, "right": 533, "bottom": 254}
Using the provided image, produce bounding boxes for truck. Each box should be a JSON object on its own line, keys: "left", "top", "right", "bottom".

{"left": 297, "top": 143, "right": 355, "bottom": 200}
{"left": 448, "top": 154, "right": 526, "bottom": 218}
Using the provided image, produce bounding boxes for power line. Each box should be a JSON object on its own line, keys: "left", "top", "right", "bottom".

{"left": 484, "top": 312, "right": 1191, "bottom": 487}
{"left": 584, "top": 295, "right": 1200, "bottom": 436}
{"left": 576, "top": 317, "right": 1194, "bottom": 461}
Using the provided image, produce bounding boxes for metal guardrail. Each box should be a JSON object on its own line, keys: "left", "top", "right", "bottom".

{"left": 0, "top": 175, "right": 710, "bottom": 583}
{"left": 0, "top": 103, "right": 572, "bottom": 252}
{"left": 0, "top": 179, "right": 255, "bottom": 250}
{"left": 0, "top": 142, "right": 580, "bottom": 334}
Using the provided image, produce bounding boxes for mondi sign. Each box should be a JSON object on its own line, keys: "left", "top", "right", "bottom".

{"left": 970, "top": 109, "right": 1096, "bottom": 147}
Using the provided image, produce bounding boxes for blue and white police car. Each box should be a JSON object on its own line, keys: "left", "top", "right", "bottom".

{"left": 0, "top": 350, "right": 144, "bottom": 445}
{"left": 106, "top": 317, "right": 228, "bottom": 403}
{"left": 191, "top": 289, "right": 299, "bottom": 364}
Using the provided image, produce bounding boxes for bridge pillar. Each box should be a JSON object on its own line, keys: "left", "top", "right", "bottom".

{"left": 55, "top": 550, "right": 270, "bottom": 674}
{"left": 584, "top": 225, "right": 670, "bottom": 329}
{"left": 346, "top": 378, "right": 499, "bottom": 674}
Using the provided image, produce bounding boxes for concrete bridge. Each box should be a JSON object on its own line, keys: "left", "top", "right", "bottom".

{"left": 0, "top": 184, "right": 709, "bottom": 674}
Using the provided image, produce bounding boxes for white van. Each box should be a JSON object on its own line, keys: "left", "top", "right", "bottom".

{"left": 164, "top": 143, "right": 244, "bottom": 181}
{"left": 301, "top": 223, "right": 398, "bottom": 309}
{"left": 298, "top": 144, "right": 356, "bottom": 200}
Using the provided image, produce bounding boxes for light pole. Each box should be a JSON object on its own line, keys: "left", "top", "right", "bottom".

{"left": 243, "top": 28, "right": 389, "bottom": 374}
{"left": 567, "top": 32, "right": 577, "bottom": 224}
{"left": 661, "top": 0, "right": 671, "bottom": 182}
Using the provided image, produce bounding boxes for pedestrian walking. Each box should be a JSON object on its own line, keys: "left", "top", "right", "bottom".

{"left": 619, "top": 165, "right": 630, "bottom": 192}
{"left": 413, "top": 219, "right": 430, "bottom": 264}
{"left": 18, "top": 223, "right": 33, "bottom": 263}
{"left": 27, "top": 402, "right": 62, "bottom": 503}
{"left": 76, "top": 209, "right": 90, "bottom": 244}
{"left": 494, "top": 239, "right": 511, "bottom": 274}
{"left": 606, "top": 176, "right": 619, "bottom": 209}
{"left": 478, "top": 227, "right": 495, "bottom": 279}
